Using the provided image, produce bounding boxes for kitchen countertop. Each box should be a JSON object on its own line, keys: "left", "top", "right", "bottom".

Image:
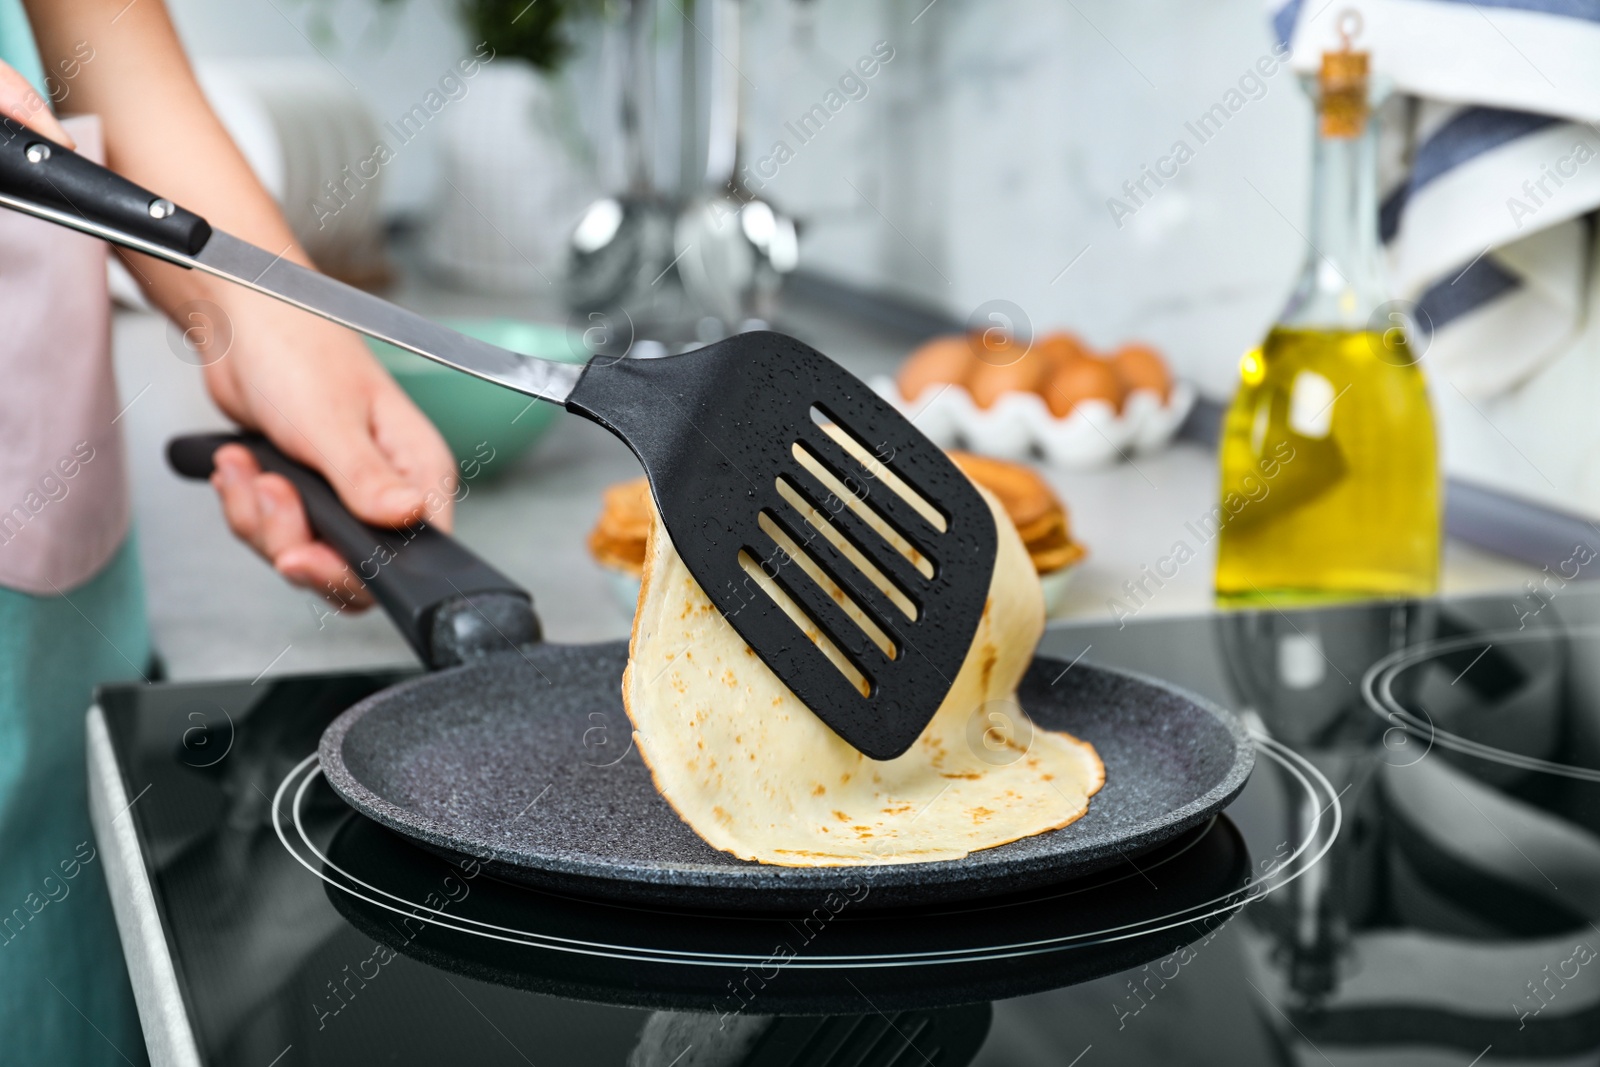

{"left": 111, "top": 276, "right": 1539, "bottom": 683}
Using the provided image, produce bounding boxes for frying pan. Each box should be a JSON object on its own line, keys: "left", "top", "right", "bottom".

{"left": 169, "top": 433, "right": 1254, "bottom": 910}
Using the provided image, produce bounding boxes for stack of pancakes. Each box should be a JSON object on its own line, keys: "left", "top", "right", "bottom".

{"left": 947, "top": 450, "right": 1085, "bottom": 575}
{"left": 586, "top": 478, "right": 655, "bottom": 576}
{"left": 588, "top": 454, "right": 1084, "bottom": 580}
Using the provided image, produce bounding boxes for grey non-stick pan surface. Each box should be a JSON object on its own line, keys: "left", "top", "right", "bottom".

{"left": 170, "top": 434, "right": 1253, "bottom": 911}
{"left": 318, "top": 644, "right": 1253, "bottom": 910}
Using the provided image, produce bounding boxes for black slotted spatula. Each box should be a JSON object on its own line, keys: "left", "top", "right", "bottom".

{"left": 0, "top": 118, "right": 996, "bottom": 759}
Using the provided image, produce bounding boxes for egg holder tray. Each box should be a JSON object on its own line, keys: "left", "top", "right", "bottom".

{"left": 870, "top": 377, "right": 1196, "bottom": 469}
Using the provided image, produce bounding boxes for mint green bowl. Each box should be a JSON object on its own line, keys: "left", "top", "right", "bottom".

{"left": 366, "top": 318, "right": 586, "bottom": 474}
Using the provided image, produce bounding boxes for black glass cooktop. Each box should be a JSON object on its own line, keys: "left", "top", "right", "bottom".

{"left": 98, "top": 584, "right": 1600, "bottom": 1065}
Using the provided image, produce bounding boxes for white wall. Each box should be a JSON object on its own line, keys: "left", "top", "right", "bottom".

{"left": 736, "top": 0, "right": 1311, "bottom": 399}
{"left": 167, "top": 0, "right": 475, "bottom": 210}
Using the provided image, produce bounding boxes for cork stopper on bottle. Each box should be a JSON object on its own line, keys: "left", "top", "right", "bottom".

{"left": 1320, "top": 10, "right": 1369, "bottom": 138}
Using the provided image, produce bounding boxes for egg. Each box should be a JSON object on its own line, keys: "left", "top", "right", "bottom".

{"left": 897, "top": 335, "right": 977, "bottom": 402}
{"left": 1042, "top": 356, "right": 1125, "bottom": 418}
{"left": 1109, "top": 343, "right": 1171, "bottom": 401}
{"left": 1034, "top": 332, "right": 1092, "bottom": 371}
{"left": 966, "top": 342, "right": 1050, "bottom": 409}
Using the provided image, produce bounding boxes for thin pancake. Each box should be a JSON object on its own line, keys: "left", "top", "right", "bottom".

{"left": 621, "top": 484, "right": 1104, "bottom": 867}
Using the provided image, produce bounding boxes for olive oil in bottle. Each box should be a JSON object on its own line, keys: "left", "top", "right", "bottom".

{"left": 1214, "top": 25, "right": 1439, "bottom": 605}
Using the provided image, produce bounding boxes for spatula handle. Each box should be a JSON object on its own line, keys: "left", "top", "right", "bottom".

{"left": 168, "top": 433, "right": 540, "bottom": 669}
{"left": 0, "top": 117, "right": 212, "bottom": 256}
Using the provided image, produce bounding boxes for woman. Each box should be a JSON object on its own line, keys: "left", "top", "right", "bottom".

{"left": 0, "top": 0, "right": 453, "bottom": 1061}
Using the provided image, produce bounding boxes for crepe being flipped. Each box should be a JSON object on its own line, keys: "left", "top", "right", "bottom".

{"left": 621, "top": 473, "right": 1104, "bottom": 867}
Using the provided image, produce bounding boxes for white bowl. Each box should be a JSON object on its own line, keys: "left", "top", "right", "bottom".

{"left": 1040, "top": 563, "right": 1079, "bottom": 617}
{"left": 604, "top": 569, "right": 643, "bottom": 617}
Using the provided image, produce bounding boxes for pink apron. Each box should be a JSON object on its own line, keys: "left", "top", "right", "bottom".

{"left": 0, "top": 114, "right": 129, "bottom": 595}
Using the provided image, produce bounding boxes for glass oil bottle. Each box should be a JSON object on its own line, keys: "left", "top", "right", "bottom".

{"left": 1214, "top": 22, "right": 1439, "bottom": 605}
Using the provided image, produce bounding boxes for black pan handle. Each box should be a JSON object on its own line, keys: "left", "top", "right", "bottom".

{"left": 168, "top": 433, "right": 540, "bottom": 669}
{"left": 0, "top": 117, "right": 212, "bottom": 257}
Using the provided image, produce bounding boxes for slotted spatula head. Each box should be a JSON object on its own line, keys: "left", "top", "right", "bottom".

{"left": 567, "top": 331, "right": 998, "bottom": 760}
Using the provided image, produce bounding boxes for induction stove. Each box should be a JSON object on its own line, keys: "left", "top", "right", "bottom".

{"left": 88, "top": 585, "right": 1600, "bottom": 1065}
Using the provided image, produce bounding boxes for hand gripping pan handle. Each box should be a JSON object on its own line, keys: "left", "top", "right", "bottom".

{"left": 168, "top": 434, "right": 539, "bottom": 669}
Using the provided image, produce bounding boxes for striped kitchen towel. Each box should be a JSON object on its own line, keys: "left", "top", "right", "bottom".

{"left": 1274, "top": 0, "right": 1600, "bottom": 397}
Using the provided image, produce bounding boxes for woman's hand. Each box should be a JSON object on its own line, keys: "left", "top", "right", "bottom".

{"left": 200, "top": 292, "right": 456, "bottom": 609}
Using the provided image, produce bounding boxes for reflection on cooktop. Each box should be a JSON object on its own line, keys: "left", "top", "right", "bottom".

{"left": 96, "top": 586, "right": 1600, "bottom": 1064}
{"left": 315, "top": 808, "right": 1251, "bottom": 1014}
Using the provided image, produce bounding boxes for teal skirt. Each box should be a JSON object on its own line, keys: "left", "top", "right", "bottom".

{"left": 0, "top": 536, "right": 150, "bottom": 1065}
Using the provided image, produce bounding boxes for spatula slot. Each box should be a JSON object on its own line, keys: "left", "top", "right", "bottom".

{"left": 736, "top": 549, "right": 872, "bottom": 698}
{"left": 796, "top": 426, "right": 948, "bottom": 562}
{"left": 791, "top": 441, "right": 935, "bottom": 580}
{"left": 773, "top": 477, "right": 919, "bottom": 622}
{"left": 809, "top": 405, "right": 950, "bottom": 533}
{"left": 776, "top": 470, "right": 935, "bottom": 604}
{"left": 756, "top": 511, "right": 898, "bottom": 661}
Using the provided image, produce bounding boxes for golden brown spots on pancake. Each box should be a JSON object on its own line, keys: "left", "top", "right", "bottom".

{"left": 969, "top": 806, "right": 996, "bottom": 823}
{"left": 941, "top": 771, "right": 982, "bottom": 780}
{"left": 832, "top": 810, "right": 850, "bottom": 821}
{"left": 723, "top": 670, "right": 737, "bottom": 688}
{"left": 812, "top": 784, "right": 826, "bottom": 796}
{"left": 978, "top": 645, "right": 998, "bottom": 692}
